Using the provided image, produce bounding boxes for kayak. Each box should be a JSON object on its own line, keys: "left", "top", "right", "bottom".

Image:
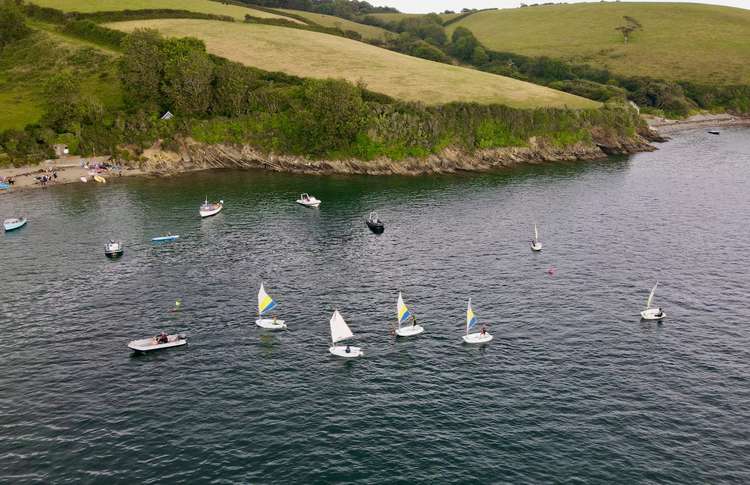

{"left": 80, "top": 177, "right": 88, "bottom": 183}
{"left": 3, "top": 217, "right": 27, "bottom": 232}
{"left": 0, "top": 183, "right": 10, "bottom": 190}
{"left": 128, "top": 334, "right": 187, "bottom": 352}
{"left": 94, "top": 175, "right": 106, "bottom": 183}
{"left": 152, "top": 235, "right": 180, "bottom": 242}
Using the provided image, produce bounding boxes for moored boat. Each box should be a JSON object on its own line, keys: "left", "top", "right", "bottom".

{"left": 462, "top": 299, "right": 493, "bottom": 344}
{"left": 3, "top": 217, "right": 27, "bottom": 232}
{"left": 128, "top": 332, "right": 187, "bottom": 352}
{"left": 366, "top": 211, "right": 385, "bottom": 234}
{"left": 200, "top": 197, "right": 224, "bottom": 218}
{"left": 105, "top": 240, "right": 124, "bottom": 258}
{"left": 151, "top": 234, "right": 180, "bottom": 243}
{"left": 93, "top": 175, "right": 106, "bottom": 184}
{"left": 296, "top": 193, "right": 321, "bottom": 208}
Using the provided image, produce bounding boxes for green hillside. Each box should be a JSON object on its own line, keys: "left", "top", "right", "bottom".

{"left": 448, "top": 2, "right": 750, "bottom": 85}
{"left": 368, "top": 12, "right": 462, "bottom": 22}
{"left": 106, "top": 18, "right": 599, "bottom": 109}
{"left": 275, "top": 8, "right": 390, "bottom": 40}
{"left": 29, "top": 0, "right": 301, "bottom": 22}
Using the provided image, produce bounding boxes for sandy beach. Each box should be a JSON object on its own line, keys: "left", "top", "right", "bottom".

{"left": 0, "top": 156, "right": 146, "bottom": 193}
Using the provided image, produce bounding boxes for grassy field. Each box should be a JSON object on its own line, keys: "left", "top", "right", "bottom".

{"left": 448, "top": 2, "right": 750, "bottom": 85}
{"left": 29, "top": 0, "right": 301, "bottom": 22}
{"left": 0, "top": 29, "right": 122, "bottom": 131}
{"left": 107, "top": 19, "right": 599, "bottom": 109}
{"left": 367, "top": 12, "right": 462, "bottom": 23}
{"left": 275, "top": 8, "right": 390, "bottom": 40}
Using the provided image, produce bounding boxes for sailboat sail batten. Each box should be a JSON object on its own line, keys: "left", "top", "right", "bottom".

{"left": 330, "top": 310, "right": 354, "bottom": 344}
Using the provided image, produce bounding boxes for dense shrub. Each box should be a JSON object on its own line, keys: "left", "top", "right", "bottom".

{"left": 0, "top": 0, "right": 31, "bottom": 48}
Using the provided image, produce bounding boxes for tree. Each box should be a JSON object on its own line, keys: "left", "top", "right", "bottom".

{"left": 471, "top": 46, "right": 489, "bottom": 65}
{"left": 615, "top": 16, "right": 642, "bottom": 43}
{"left": 42, "top": 72, "right": 83, "bottom": 132}
{"left": 450, "top": 27, "right": 481, "bottom": 62}
{"left": 161, "top": 37, "right": 214, "bottom": 116}
{"left": 119, "top": 29, "right": 166, "bottom": 107}
{"left": 213, "top": 62, "right": 261, "bottom": 117}
{"left": 0, "top": 0, "right": 30, "bottom": 49}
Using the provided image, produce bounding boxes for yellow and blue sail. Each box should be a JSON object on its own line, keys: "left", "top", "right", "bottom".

{"left": 397, "top": 292, "right": 411, "bottom": 325}
{"left": 467, "top": 300, "right": 477, "bottom": 330}
{"left": 258, "top": 283, "right": 277, "bottom": 316}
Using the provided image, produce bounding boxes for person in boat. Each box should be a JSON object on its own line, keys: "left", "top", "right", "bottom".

{"left": 412, "top": 316, "right": 418, "bottom": 327}
{"left": 157, "top": 332, "right": 169, "bottom": 344}
{"left": 345, "top": 345, "right": 351, "bottom": 353}
{"left": 480, "top": 325, "right": 487, "bottom": 336}
{"left": 656, "top": 308, "right": 664, "bottom": 317}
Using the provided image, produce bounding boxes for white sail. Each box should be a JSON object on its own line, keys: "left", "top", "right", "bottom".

{"left": 646, "top": 282, "right": 658, "bottom": 310}
{"left": 534, "top": 224, "right": 539, "bottom": 241}
{"left": 330, "top": 310, "right": 354, "bottom": 344}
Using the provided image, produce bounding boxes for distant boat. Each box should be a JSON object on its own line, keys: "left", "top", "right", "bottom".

{"left": 640, "top": 282, "right": 666, "bottom": 320}
{"left": 708, "top": 130, "right": 720, "bottom": 135}
{"left": 0, "top": 182, "right": 10, "bottom": 190}
{"left": 104, "top": 240, "right": 123, "bottom": 258}
{"left": 394, "top": 292, "right": 424, "bottom": 337}
{"left": 151, "top": 234, "right": 180, "bottom": 243}
{"left": 128, "top": 333, "right": 187, "bottom": 353}
{"left": 296, "top": 193, "right": 321, "bottom": 208}
{"left": 80, "top": 177, "right": 88, "bottom": 183}
{"left": 366, "top": 211, "right": 385, "bottom": 234}
{"left": 462, "top": 298, "right": 493, "bottom": 344}
{"left": 329, "top": 309, "right": 363, "bottom": 358}
{"left": 200, "top": 197, "right": 224, "bottom": 218}
{"left": 3, "top": 217, "right": 27, "bottom": 232}
{"left": 531, "top": 224, "right": 542, "bottom": 252}
{"left": 255, "top": 283, "right": 287, "bottom": 330}
{"left": 93, "top": 175, "right": 106, "bottom": 183}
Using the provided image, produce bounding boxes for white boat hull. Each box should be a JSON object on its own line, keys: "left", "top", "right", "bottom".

{"left": 329, "top": 345, "right": 363, "bottom": 358}
{"left": 641, "top": 309, "right": 666, "bottom": 320}
{"left": 3, "top": 218, "right": 27, "bottom": 232}
{"left": 200, "top": 204, "right": 223, "bottom": 218}
{"left": 128, "top": 335, "right": 187, "bottom": 352}
{"left": 463, "top": 332, "right": 493, "bottom": 344}
{"left": 256, "top": 318, "right": 287, "bottom": 330}
{"left": 296, "top": 199, "right": 321, "bottom": 208}
{"left": 395, "top": 325, "right": 425, "bottom": 337}
{"left": 531, "top": 242, "right": 543, "bottom": 251}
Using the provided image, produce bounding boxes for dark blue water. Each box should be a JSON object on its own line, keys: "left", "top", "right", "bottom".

{"left": 1, "top": 128, "right": 749, "bottom": 483}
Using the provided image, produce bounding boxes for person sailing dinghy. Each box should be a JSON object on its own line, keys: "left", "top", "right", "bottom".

{"left": 255, "top": 283, "right": 287, "bottom": 330}
{"left": 462, "top": 298, "right": 493, "bottom": 344}
{"left": 329, "top": 309, "right": 362, "bottom": 358}
{"left": 640, "top": 282, "right": 666, "bottom": 320}
{"left": 530, "top": 224, "right": 542, "bottom": 251}
{"left": 394, "top": 292, "right": 424, "bottom": 337}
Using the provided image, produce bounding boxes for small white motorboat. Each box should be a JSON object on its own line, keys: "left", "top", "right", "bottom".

{"left": 105, "top": 240, "right": 123, "bottom": 258}
{"left": 199, "top": 197, "right": 224, "bottom": 218}
{"left": 462, "top": 299, "right": 493, "bottom": 344}
{"left": 255, "top": 283, "right": 287, "bottom": 330}
{"left": 128, "top": 333, "right": 187, "bottom": 352}
{"left": 530, "top": 224, "right": 542, "bottom": 252}
{"left": 3, "top": 217, "right": 27, "bottom": 232}
{"left": 394, "top": 292, "right": 424, "bottom": 337}
{"left": 640, "top": 282, "right": 666, "bottom": 320}
{"left": 329, "top": 309, "right": 363, "bottom": 358}
{"left": 296, "top": 193, "right": 321, "bottom": 208}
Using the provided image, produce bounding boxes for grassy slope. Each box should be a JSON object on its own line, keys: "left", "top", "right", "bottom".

{"left": 368, "top": 12, "right": 462, "bottom": 22}
{"left": 107, "top": 19, "right": 599, "bottom": 109}
{"left": 29, "top": 0, "right": 301, "bottom": 22}
{"left": 448, "top": 2, "right": 750, "bottom": 85}
{"left": 275, "top": 8, "right": 390, "bottom": 40}
{"left": 0, "top": 29, "right": 121, "bottom": 131}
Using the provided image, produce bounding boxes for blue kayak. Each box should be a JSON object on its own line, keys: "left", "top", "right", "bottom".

{"left": 0, "top": 183, "right": 10, "bottom": 190}
{"left": 151, "top": 235, "right": 180, "bottom": 242}
{"left": 3, "top": 217, "right": 27, "bottom": 232}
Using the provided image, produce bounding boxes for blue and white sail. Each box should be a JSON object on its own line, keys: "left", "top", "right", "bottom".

{"left": 258, "top": 283, "right": 277, "bottom": 316}
{"left": 397, "top": 292, "right": 412, "bottom": 328}
{"left": 466, "top": 299, "right": 477, "bottom": 335}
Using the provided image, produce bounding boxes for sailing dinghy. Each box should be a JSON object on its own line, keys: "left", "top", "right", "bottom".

{"left": 329, "top": 310, "right": 362, "bottom": 358}
{"left": 530, "top": 224, "right": 542, "bottom": 251}
{"left": 640, "top": 282, "right": 666, "bottom": 320}
{"left": 462, "top": 299, "right": 493, "bottom": 344}
{"left": 199, "top": 197, "right": 224, "bottom": 218}
{"left": 394, "top": 292, "right": 424, "bottom": 337}
{"left": 255, "top": 283, "right": 287, "bottom": 330}
{"left": 296, "top": 193, "right": 321, "bottom": 208}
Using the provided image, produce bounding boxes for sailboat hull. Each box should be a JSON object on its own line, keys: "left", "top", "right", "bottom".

{"left": 531, "top": 242, "right": 542, "bottom": 251}
{"left": 329, "top": 345, "right": 363, "bottom": 358}
{"left": 256, "top": 318, "right": 287, "bottom": 330}
{"left": 640, "top": 309, "right": 666, "bottom": 320}
{"left": 463, "top": 332, "right": 493, "bottom": 344}
{"left": 395, "top": 325, "right": 424, "bottom": 337}
{"left": 200, "top": 204, "right": 223, "bottom": 218}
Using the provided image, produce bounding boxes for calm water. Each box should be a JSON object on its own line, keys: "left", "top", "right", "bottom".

{"left": 1, "top": 128, "right": 749, "bottom": 484}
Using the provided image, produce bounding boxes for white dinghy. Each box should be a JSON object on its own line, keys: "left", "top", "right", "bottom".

{"left": 640, "top": 282, "right": 666, "bottom": 320}
{"left": 296, "top": 193, "right": 321, "bottom": 208}
{"left": 394, "top": 292, "right": 424, "bottom": 337}
{"left": 530, "top": 224, "right": 542, "bottom": 252}
{"left": 199, "top": 197, "right": 224, "bottom": 218}
{"left": 255, "top": 283, "right": 287, "bottom": 330}
{"left": 128, "top": 332, "right": 187, "bottom": 352}
{"left": 462, "top": 298, "right": 493, "bottom": 344}
{"left": 329, "top": 309, "right": 363, "bottom": 358}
